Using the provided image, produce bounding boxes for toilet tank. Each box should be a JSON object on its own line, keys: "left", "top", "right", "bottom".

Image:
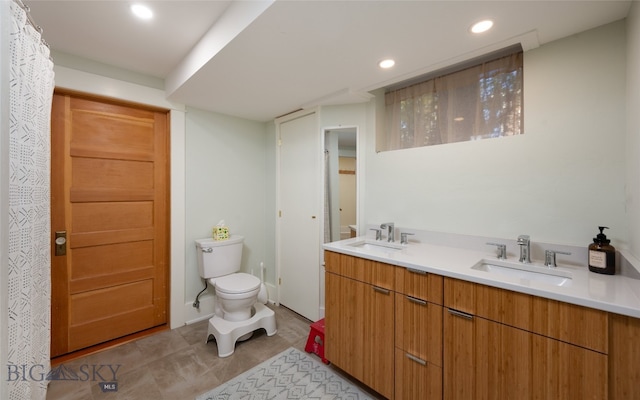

{"left": 195, "top": 235, "right": 244, "bottom": 279}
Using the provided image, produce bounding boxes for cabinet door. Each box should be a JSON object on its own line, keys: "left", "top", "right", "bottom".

{"left": 325, "top": 272, "right": 366, "bottom": 383}
{"left": 444, "top": 308, "right": 501, "bottom": 399}
{"left": 444, "top": 308, "right": 608, "bottom": 400}
{"left": 609, "top": 313, "right": 640, "bottom": 400}
{"left": 365, "top": 284, "right": 395, "bottom": 399}
{"left": 529, "top": 333, "right": 607, "bottom": 399}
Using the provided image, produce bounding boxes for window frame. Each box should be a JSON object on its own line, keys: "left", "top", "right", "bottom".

{"left": 380, "top": 46, "right": 524, "bottom": 152}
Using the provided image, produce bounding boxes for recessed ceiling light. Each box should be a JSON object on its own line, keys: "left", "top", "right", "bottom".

{"left": 131, "top": 4, "right": 153, "bottom": 20}
{"left": 470, "top": 20, "right": 493, "bottom": 34}
{"left": 378, "top": 59, "right": 395, "bottom": 69}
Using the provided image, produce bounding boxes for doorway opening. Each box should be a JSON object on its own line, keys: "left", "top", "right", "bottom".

{"left": 323, "top": 127, "right": 358, "bottom": 243}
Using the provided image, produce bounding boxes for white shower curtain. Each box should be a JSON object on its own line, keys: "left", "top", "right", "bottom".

{"left": 7, "top": 1, "right": 55, "bottom": 399}
{"left": 323, "top": 150, "right": 331, "bottom": 243}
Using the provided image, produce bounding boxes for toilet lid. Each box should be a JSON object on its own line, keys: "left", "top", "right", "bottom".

{"left": 214, "top": 273, "right": 261, "bottom": 294}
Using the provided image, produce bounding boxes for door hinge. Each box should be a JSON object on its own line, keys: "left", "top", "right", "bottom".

{"left": 278, "top": 138, "right": 282, "bottom": 146}
{"left": 279, "top": 278, "right": 282, "bottom": 285}
{"left": 278, "top": 210, "right": 282, "bottom": 217}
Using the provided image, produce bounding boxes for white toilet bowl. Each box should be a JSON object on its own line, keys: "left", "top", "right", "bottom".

{"left": 209, "top": 272, "right": 261, "bottom": 322}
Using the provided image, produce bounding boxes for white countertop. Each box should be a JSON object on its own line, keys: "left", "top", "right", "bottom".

{"left": 324, "top": 236, "right": 640, "bottom": 318}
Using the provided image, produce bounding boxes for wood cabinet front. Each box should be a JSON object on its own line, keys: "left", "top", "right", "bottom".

{"left": 325, "top": 251, "right": 395, "bottom": 399}
{"left": 395, "top": 293, "right": 442, "bottom": 367}
{"left": 444, "top": 277, "right": 608, "bottom": 400}
{"left": 395, "top": 348, "right": 442, "bottom": 400}
{"left": 394, "top": 267, "right": 443, "bottom": 399}
{"left": 366, "top": 284, "right": 395, "bottom": 398}
{"left": 326, "top": 252, "right": 639, "bottom": 400}
{"left": 444, "top": 309, "right": 608, "bottom": 399}
{"left": 609, "top": 313, "right": 640, "bottom": 399}
{"left": 325, "top": 271, "right": 366, "bottom": 382}
{"left": 444, "top": 277, "right": 608, "bottom": 353}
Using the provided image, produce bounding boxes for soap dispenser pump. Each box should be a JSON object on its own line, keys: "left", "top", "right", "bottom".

{"left": 588, "top": 226, "right": 616, "bottom": 275}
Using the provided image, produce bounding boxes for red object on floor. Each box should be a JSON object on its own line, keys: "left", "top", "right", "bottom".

{"left": 304, "top": 318, "right": 328, "bottom": 364}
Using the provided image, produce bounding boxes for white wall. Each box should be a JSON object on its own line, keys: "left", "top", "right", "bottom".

{"left": 627, "top": 2, "right": 640, "bottom": 259}
{"left": 184, "top": 107, "right": 270, "bottom": 322}
{"left": 364, "top": 21, "right": 628, "bottom": 249}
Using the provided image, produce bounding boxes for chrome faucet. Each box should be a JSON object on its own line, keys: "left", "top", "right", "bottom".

{"left": 380, "top": 222, "right": 395, "bottom": 242}
{"left": 400, "top": 232, "right": 414, "bottom": 245}
{"left": 487, "top": 242, "right": 507, "bottom": 260}
{"left": 370, "top": 228, "right": 382, "bottom": 241}
{"left": 544, "top": 249, "right": 572, "bottom": 268}
{"left": 517, "top": 235, "right": 531, "bottom": 264}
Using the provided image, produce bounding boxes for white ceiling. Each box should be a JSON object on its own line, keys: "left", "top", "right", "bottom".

{"left": 29, "top": 0, "right": 632, "bottom": 122}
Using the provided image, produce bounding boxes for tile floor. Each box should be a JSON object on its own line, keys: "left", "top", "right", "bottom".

{"left": 46, "top": 305, "right": 327, "bottom": 400}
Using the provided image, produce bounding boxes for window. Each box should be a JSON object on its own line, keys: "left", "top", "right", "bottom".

{"left": 382, "top": 50, "right": 523, "bottom": 151}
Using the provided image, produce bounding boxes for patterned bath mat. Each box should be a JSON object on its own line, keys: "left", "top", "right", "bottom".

{"left": 195, "top": 347, "right": 374, "bottom": 400}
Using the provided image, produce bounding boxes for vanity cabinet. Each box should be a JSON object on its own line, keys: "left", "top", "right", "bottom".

{"left": 325, "top": 250, "right": 640, "bottom": 400}
{"left": 395, "top": 267, "right": 443, "bottom": 399}
{"left": 443, "top": 277, "right": 608, "bottom": 399}
{"left": 324, "top": 251, "right": 395, "bottom": 399}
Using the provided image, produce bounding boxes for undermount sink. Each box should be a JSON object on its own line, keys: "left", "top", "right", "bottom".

{"left": 346, "top": 239, "right": 404, "bottom": 254}
{"left": 471, "top": 258, "right": 573, "bottom": 287}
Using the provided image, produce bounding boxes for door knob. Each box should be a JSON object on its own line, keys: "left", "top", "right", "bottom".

{"left": 55, "top": 231, "right": 67, "bottom": 256}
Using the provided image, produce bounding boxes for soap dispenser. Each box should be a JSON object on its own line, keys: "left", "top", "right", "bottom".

{"left": 588, "top": 226, "right": 616, "bottom": 275}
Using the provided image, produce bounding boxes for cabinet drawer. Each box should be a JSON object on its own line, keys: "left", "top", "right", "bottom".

{"left": 395, "top": 267, "right": 443, "bottom": 304}
{"left": 444, "top": 277, "right": 608, "bottom": 353}
{"left": 324, "top": 251, "right": 395, "bottom": 289}
{"left": 395, "top": 348, "right": 442, "bottom": 400}
{"left": 324, "top": 250, "right": 341, "bottom": 274}
{"left": 395, "top": 293, "right": 442, "bottom": 367}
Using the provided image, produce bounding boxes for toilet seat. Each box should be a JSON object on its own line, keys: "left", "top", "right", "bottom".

{"left": 210, "top": 273, "right": 260, "bottom": 294}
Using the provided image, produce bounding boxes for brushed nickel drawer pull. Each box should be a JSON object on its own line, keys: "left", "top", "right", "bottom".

{"left": 406, "top": 353, "right": 427, "bottom": 366}
{"left": 407, "top": 296, "right": 427, "bottom": 306}
{"left": 373, "top": 286, "right": 390, "bottom": 295}
{"left": 407, "top": 268, "right": 427, "bottom": 275}
{"left": 448, "top": 308, "right": 474, "bottom": 320}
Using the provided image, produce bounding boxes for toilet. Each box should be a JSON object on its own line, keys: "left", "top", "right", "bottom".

{"left": 195, "top": 235, "right": 277, "bottom": 357}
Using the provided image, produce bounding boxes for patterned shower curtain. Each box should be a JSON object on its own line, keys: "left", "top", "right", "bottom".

{"left": 8, "top": 1, "right": 55, "bottom": 399}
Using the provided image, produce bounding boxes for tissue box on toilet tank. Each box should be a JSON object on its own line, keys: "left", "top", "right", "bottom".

{"left": 213, "top": 226, "right": 229, "bottom": 240}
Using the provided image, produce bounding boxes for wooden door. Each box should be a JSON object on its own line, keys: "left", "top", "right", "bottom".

{"left": 277, "top": 110, "right": 320, "bottom": 321}
{"left": 51, "top": 92, "right": 169, "bottom": 357}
